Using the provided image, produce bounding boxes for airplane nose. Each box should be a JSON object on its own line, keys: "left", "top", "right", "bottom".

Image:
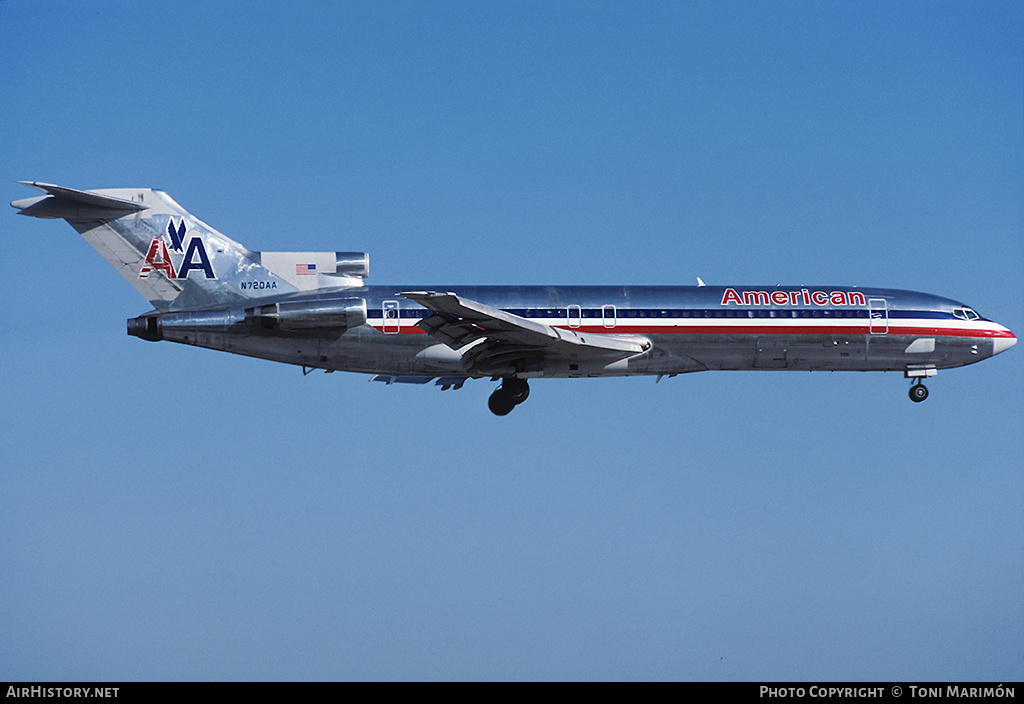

{"left": 993, "top": 332, "right": 1016, "bottom": 356}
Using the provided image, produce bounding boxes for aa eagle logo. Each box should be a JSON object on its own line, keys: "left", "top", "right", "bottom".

{"left": 139, "top": 219, "right": 215, "bottom": 280}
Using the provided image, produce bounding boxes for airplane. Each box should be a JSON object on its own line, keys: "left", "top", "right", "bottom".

{"left": 12, "top": 181, "right": 1016, "bottom": 415}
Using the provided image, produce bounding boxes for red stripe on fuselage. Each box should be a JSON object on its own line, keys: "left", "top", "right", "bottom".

{"left": 369, "top": 322, "right": 1015, "bottom": 339}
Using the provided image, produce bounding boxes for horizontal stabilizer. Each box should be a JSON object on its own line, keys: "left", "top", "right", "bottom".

{"left": 13, "top": 182, "right": 148, "bottom": 219}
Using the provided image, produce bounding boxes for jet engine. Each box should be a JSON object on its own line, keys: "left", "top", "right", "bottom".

{"left": 128, "top": 297, "right": 368, "bottom": 343}
{"left": 243, "top": 297, "right": 367, "bottom": 332}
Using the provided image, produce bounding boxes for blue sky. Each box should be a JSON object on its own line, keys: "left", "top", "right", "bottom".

{"left": 2, "top": 1, "right": 1021, "bottom": 681}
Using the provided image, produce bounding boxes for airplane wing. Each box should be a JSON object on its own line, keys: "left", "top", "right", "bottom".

{"left": 400, "top": 291, "right": 651, "bottom": 377}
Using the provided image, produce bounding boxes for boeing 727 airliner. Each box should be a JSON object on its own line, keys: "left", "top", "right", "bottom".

{"left": 13, "top": 182, "right": 1016, "bottom": 415}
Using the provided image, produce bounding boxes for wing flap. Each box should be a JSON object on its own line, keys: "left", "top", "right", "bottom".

{"left": 370, "top": 374, "right": 469, "bottom": 390}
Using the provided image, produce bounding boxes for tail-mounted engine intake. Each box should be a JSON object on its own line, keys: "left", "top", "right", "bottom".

{"left": 333, "top": 252, "right": 369, "bottom": 279}
{"left": 244, "top": 297, "right": 367, "bottom": 332}
{"left": 258, "top": 251, "right": 369, "bottom": 289}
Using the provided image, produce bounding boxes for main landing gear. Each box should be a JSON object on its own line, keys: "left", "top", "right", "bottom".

{"left": 488, "top": 378, "right": 530, "bottom": 416}
{"left": 909, "top": 381, "right": 929, "bottom": 403}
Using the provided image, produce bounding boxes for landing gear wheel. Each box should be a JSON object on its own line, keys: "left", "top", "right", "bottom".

{"left": 909, "top": 383, "right": 929, "bottom": 403}
{"left": 488, "top": 388, "right": 516, "bottom": 416}
{"left": 503, "top": 378, "right": 530, "bottom": 405}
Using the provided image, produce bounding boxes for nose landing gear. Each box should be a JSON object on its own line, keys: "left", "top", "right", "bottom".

{"left": 909, "top": 381, "right": 929, "bottom": 403}
{"left": 488, "top": 378, "right": 530, "bottom": 416}
{"left": 906, "top": 367, "right": 936, "bottom": 403}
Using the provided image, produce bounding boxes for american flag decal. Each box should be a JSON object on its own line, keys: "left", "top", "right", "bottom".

{"left": 296, "top": 263, "right": 317, "bottom": 275}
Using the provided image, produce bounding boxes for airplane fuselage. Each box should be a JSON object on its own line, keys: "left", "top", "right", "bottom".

{"left": 133, "top": 284, "right": 1015, "bottom": 382}
{"left": 15, "top": 182, "right": 1015, "bottom": 413}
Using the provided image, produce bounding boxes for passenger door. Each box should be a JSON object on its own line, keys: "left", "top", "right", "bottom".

{"left": 869, "top": 298, "right": 888, "bottom": 334}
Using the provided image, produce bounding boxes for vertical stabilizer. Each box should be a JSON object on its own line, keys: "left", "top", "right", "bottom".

{"left": 13, "top": 183, "right": 297, "bottom": 310}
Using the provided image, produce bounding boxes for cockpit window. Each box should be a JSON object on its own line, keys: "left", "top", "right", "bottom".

{"left": 953, "top": 307, "right": 980, "bottom": 321}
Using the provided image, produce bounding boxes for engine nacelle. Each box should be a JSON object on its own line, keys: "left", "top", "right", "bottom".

{"left": 244, "top": 297, "right": 367, "bottom": 332}
{"left": 127, "top": 309, "right": 233, "bottom": 347}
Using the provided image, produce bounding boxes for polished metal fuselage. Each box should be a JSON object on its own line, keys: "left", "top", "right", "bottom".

{"left": 148, "top": 283, "right": 1014, "bottom": 380}
{"left": 13, "top": 183, "right": 1013, "bottom": 388}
